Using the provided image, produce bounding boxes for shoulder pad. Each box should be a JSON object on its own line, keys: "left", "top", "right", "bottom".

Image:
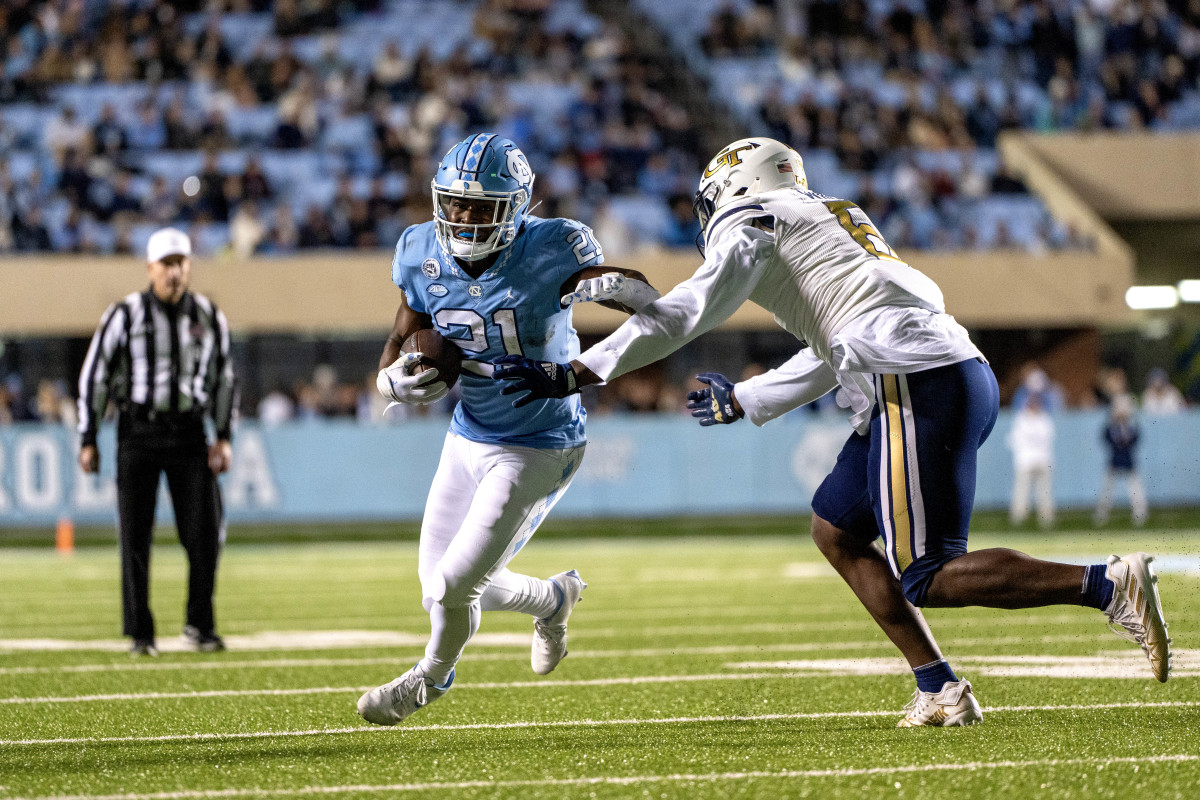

{"left": 706, "top": 201, "right": 776, "bottom": 248}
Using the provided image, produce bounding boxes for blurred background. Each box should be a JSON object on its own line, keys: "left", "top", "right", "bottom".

{"left": 1, "top": 0, "right": 1198, "bottom": 530}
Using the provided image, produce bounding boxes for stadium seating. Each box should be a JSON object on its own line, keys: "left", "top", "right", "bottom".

{"left": 1, "top": 0, "right": 1198, "bottom": 257}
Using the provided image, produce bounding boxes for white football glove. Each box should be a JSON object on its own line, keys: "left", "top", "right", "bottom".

{"left": 561, "top": 272, "right": 661, "bottom": 312}
{"left": 376, "top": 352, "right": 449, "bottom": 405}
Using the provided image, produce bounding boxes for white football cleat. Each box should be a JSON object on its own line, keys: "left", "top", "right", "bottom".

{"left": 532, "top": 569, "right": 587, "bottom": 675}
{"left": 1104, "top": 552, "right": 1172, "bottom": 682}
{"left": 356, "top": 666, "right": 454, "bottom": 726}
{"left": 897, "top": 678, "right": 983, "bottom": 728}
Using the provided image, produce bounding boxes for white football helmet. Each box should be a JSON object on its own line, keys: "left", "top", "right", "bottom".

{"left": 692, "top": 137, "right": 807, "bottom": 252}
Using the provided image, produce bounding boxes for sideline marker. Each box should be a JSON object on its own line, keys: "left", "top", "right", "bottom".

{"left": 55, "top": 517, "right": 75, "bottom": 555}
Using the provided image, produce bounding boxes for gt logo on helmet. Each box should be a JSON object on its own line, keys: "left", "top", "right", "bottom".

{"left": 703, "top": 142, "right": 761, "bottom": 178}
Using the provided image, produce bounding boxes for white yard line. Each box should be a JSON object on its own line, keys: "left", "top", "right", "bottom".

{"left": 0, "top": 630, "right": 527, "bottom": 654}
{"left": 0, "top": 672, "right": 808, "bottom": 705}
{"left": 0, "top": 633, "right": 1151, "bottom": 676}
{"left": 0, "top": 613, "right": 1111, "bottom": 653}
{"left": 6, "top": 755, "right": 1199, "bottom": 800}
{"left": 8, "top": 647, "right": 1198, "bottom": 704}
{"left": 2, "top": 701, "right": 1196, "bottom": 747}
{"left": 727, "top": 649, "right": 1200, "bottom": 679}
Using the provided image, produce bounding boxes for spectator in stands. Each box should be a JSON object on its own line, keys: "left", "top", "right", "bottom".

{"left": 1012, "top": 364, "right": 1066, "bottom": 412}
{"left": 33, "top": 379, "right": 75, "bottom": 427}
{"left": 13, "top": 205, "right": 51, "bottom": 251}
{"left": 164, "top": 98, "right": 201, "bottom": 150}
{"left": 257, "top": 385, "right": 295, "bottom": 426}
{"left": 126, "top": 100, "right": 167, "bottom": 152}
{"left": 198, "top": 108, "right": 233, "bottom": 151}
{"left": 1095, "top": 394, "right": 1148, "bottom": 527}
{"left": 241, "top": 155, "right": 272, "bottom": 202}
{"left": 0, "top": 383, "right": 16, "bottom": 425}
{"left": 365, "top": 176, "right": 395, "bottom": 227}
{"left": 265, "top": 204, "right": 300, "bottom": 254}
{"left": 195, "top": 152, "right": 229, "bottom": 222}
{"left": 1007, "top": 392, "right": 1056, "bottom": 529}
{"left": 230, "top": 201, "right": 267, "bottom": 259}
{"left": 44, "top": 105, "right": 89, "bottom": 163}
{"left": 637, "top": 152, "right": 678, "bottom": 198}
{"left": 92, "top": 103, "right": 127, "bottom": 156}
{"left": 370, "top": 41, "right": 415, "bottom": 102}
{"left": 1093, "top": 365, "right": 1131, "bottom": 408}
{"left": 57, "top": 148, "right": 91, "bottom": 206}
{"left": 298, "top": 205, "right": 336, "bottom": 248}
{"left": 1142, "top": 368, "right": 1186, "bottom": 414}
{"left": 143, "top": 175, "right": 179, "bottom": 224}
{"left": 109, "top": 173, "right": 142, "bottom": 221}
{"left": 273, "top": 107, "right": 307, "bottom": 149}
{"left": 660, "top": 193, "right": 702, "bottom": 249}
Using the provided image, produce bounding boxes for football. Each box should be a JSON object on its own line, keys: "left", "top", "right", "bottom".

{"left": 401, "top": 328, "right": 463, "bottom": 389}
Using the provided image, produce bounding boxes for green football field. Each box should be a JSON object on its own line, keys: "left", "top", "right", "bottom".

{"left": 1, "top": 524, "right": 1197, "bottom": 799}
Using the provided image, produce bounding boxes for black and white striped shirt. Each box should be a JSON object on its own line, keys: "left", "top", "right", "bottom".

{"left": 78, "top": 289, "right": 235, "bottom": 446}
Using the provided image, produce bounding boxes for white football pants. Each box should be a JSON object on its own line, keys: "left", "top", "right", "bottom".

{"left": 1094, "top": 468, "right": 1148, "bottom": 526}
{"left": 416, "top": 432, "right": 584, "bottom": 684}
{"left": 1009, "top": 464, "right": 1055, "bottom": 528}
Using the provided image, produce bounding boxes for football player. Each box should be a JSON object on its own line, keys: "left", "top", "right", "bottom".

{"left": 493, "top": 137, "right": 1172, "bottom": 727}
{"left": 357, "top": 133, "right": 659, "bottom": 726}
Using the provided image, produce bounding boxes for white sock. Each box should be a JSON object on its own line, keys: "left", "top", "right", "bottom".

{"left": 480, "top": 569, "right": 559, "bottom": 618}
{"left": 419, "top": 600, "right": 480, "bottom": 686}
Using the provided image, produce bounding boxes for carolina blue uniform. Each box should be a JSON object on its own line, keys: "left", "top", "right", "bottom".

{"left": 392, "top": 216, "right": 601, "bottom": 449}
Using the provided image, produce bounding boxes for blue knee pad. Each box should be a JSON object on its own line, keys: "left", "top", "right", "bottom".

{"left": 899, "top": 552, "right": 962, "bottom": 607}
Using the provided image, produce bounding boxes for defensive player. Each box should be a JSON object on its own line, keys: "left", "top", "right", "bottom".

{"left": 493, "top": 137, "right": 1172, "bottom": 727}
{"left": 357, "top": 133, "right": 659, "bottom": 725}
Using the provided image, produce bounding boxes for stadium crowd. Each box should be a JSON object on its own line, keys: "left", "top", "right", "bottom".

{"left": 0, "top": 0, "right": 705, "bottom": 256}
{"left": 678, "top": 0, "right": 1200, "bottom": 249}
{"left": 1, "top": 0, "right": 1197, "bottom": 258}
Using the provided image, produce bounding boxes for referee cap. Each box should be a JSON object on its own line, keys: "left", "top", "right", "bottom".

{"left": 147, "top": 227, "right": 192, "bottom": 263}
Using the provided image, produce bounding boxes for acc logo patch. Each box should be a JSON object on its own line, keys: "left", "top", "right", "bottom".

{"left": 427, "top": 283, "right": 448, "bottom": 297}
{"left": 421, "top": 258, "right": 441, "bottom": 279}
{"left": 703, "top": 142, "right": 761, "bottom": 178}
{"left": 468, "top": 284, "right": 483, "bottom": 298}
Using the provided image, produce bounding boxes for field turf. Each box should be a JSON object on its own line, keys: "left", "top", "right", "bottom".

{"left": 1, "top": 523, "right": 1197, "bottom": 799}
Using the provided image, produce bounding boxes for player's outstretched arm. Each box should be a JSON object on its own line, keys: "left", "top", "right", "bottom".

{"left": 560, "top": 267, "right": 660, "bottom": 315}
{"left": 686, "top": 372, "right": 744, "bottom": 426}
{"left": 493, "top": 355, "right": 581, "bottom": 408}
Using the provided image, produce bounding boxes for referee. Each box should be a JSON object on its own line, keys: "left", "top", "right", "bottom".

{"left": 77, "top": 227, "right": 236, "bottom": 656}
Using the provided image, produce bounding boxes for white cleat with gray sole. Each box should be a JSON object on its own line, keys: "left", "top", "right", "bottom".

{"left": 532, "top": 569, "right": 587, "bottom": 675}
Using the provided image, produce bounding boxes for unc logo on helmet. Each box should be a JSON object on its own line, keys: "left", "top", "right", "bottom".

{"left": 432, "top": 133, "right": 535, "bottom": 262}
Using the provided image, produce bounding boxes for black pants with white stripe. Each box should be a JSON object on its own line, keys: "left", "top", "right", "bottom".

{"left": 116, "top": 414, "right": 224, "bottom": 642}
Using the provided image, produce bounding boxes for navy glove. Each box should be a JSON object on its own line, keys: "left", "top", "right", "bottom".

{"left": 493, "top": 354, "right": 579, "bottom": 408}
{"left": 686, "top": 372, "right": 744, "bottom": 426}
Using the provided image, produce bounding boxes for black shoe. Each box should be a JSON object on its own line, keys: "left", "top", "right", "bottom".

{"left": 181, "top": 625, "right": 226, "bottom": 652}
{"left": 130, "top": 638, "right": 159, "bottom": 657}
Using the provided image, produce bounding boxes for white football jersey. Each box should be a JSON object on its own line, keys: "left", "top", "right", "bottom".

{"left": 577, "top": 186, "right": 982, "bottom": 432}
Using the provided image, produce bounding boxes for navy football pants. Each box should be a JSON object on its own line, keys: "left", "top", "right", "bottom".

{"left": 812, "top": 358, "right": 1000, "bottom": 606}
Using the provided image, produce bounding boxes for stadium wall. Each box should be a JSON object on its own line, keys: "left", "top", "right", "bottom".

{"left": 1, "top": 244, "right": 1129, "bottom": 337}
{"left": 2, "top": 410, "right": 1197, "bottom": 527}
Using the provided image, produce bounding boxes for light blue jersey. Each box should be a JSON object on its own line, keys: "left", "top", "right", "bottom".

{"left": 392, "top": 216, "right": 603, "bottom": 449}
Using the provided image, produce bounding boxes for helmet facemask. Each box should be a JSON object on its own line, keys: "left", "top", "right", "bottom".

{"left": 433, "top": 181, "right": 528, "bottom": 261}
{"left": 431, "top": 133, "right": 536, "bottom": 263}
